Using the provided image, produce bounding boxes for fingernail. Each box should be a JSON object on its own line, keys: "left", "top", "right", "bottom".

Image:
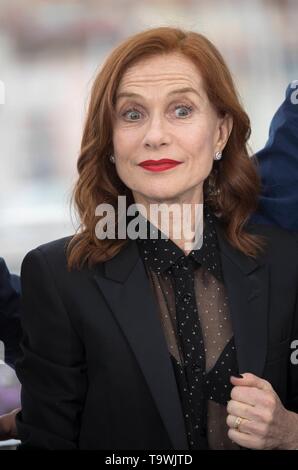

{"left": 233, "top": 374, "right": 244, "bottom": 378}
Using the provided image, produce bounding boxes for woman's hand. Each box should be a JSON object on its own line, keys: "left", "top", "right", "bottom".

{"left": 226, "top": 373, "right": 298, "bottom": 450}
{"left": 0, "top": 408, "right": 20, "bottom": 441}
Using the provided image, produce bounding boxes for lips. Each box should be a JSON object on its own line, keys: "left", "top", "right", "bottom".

{"left": 139, "top": 159, "right": 182, "bottom": 172}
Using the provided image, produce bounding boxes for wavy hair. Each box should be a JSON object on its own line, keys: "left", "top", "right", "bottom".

{"left": 67, "top": 26, "right": 264, "bottom": 270}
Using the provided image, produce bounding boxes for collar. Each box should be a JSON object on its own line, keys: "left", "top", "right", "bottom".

{"left": 135, "top": 204, "right": 223, "bottom": 281}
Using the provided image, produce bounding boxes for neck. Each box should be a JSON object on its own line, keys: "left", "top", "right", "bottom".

{"left": 133, "top": 187, "right": 205, "bottom": 255}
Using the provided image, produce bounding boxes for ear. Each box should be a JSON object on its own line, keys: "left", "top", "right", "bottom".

{"left": 215, "top": 113, "right": 233, "bottom": 152}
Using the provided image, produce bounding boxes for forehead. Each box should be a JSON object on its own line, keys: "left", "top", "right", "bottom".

{"left": 117, "top": 52, "right": 204, "bottom": 92}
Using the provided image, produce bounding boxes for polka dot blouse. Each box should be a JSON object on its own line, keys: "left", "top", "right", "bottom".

{"left": 136, "top": 204, "right": 241, "bottom": 450}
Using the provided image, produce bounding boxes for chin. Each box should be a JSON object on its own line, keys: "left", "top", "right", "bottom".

{"left": 141, "top": 190, "right": 182, "bottom": 203}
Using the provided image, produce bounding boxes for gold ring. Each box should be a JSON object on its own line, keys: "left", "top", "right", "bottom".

{"left": 234, "top": 416, "right": 243, "bottom": 430}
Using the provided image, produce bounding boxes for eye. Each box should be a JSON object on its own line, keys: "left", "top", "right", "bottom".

{"left": 122, "top": 107, "right": 142, "bottom": 121}
{"left": 174, "top": 104, "right": 193, "bottom": 118}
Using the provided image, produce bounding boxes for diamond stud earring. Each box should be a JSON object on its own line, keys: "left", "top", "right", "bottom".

{"left": 214, "top": 151, "right": 222, "bottom": 161}
{"left": 109, "top": 154, "right": 115, "bottom": 163}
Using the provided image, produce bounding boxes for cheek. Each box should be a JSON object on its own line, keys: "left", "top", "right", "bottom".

{"left": 113, "top": 130, "right": 138, "bottom": 161}
{"left": 184, "top": 132, "right": 215, "bottom": 168}
{"left": 179, "top": 120, "right": 216, "bottom": 151}
{"left": 180, "top": 128, "right": 216, "bottom": 181}
{"left": 112, "top": 131, "right": 124, "bottom": 156}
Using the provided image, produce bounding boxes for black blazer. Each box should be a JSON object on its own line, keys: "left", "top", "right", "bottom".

{"left": 15, "top": 222, "right": 298, "bottom": 450}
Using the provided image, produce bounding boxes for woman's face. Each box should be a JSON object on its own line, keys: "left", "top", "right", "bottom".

{"left": 112, "top": 52, "right": 232, "bottom": 205}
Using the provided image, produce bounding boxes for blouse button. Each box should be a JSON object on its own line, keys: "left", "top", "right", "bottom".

{"left": 182, "top": 293, "right": 192, "bottom": 303}
{"left": 177, "top": 257, "right": 189, "bottom": 269}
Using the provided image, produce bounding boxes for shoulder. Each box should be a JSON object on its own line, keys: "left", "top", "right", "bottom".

{"left": 35, "top": 235, "right": 72, "bottom": 255}
{"left": 246, "top": 222, "right": 298, "bottom": 273}
{"left": 21, "top": 235, "right": 106, "bottom": 284}
{"left": 22, "top": 236, "right": 72, "bottom": 272}
{"left": 0, "top": 257, "right": 20, "bottom": 294}
{"left": 21, "top": 236, "right": 104, "bottom": 311}
{"left": 0, "top": 257, "right": 10, "bottom": 279}
{"left": 21, "top": 235, "right": 93, "bottom": 285}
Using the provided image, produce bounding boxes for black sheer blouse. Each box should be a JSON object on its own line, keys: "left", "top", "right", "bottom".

{"left": 136, "top": 205, "right": 241, "bottom": 450}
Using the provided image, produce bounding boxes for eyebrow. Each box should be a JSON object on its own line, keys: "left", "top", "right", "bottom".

{"left": 116, "top": 86, "right": 202, "bottom": 101}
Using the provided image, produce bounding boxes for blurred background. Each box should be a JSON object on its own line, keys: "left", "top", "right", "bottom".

{"left": 0, "top": 0, "right": 297, "bottom": 430}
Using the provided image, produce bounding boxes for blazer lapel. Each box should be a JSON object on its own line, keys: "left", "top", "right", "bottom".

{"left": 215, "top": 222, "right": 269, "bottom": 377}
{"left": 93, "top": 239, "right": 188, "bottom": 450}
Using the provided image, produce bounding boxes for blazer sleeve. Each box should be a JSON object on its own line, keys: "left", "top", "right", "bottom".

{"left": 15, "top": 248, "right": 87, "bottom": 449}
{"left": 0, "top": 257, "right": 22, "bottom": 368}
{"left": 252, "top": 81, "right": 298, "bottom": 231}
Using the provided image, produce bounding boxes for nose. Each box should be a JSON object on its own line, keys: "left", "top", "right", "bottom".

{"left": 143, "top": 113, "right": 172, "bottom": 150}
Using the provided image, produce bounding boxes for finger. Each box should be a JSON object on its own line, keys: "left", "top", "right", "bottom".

{"left": 230, "top": 373, "right": 272, "bottom": 391}
{"left": 226, "top": 414, "right": 251, "bottom": 434}
{"left": 230, "top": 385, "right": 265, "bottom": 406}
{"left": 227, "top": 427, "right": 264, "bottom": 450}
{"left": 226, "top": 413, "right": 268, "bottom": 437}
{"left": 231, "top": 385, "right": 279, "bottom": 413}
{"left": 227, "top": 399, "right": 260, "bottom": 422}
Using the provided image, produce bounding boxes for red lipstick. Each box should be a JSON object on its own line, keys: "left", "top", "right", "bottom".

{"left": 138, "top": 158, "right": 182, "bottom": 172}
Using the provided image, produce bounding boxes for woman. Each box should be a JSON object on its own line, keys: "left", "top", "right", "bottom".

{"left": 15, "top": 27, "right": 298, "bottom": 450}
